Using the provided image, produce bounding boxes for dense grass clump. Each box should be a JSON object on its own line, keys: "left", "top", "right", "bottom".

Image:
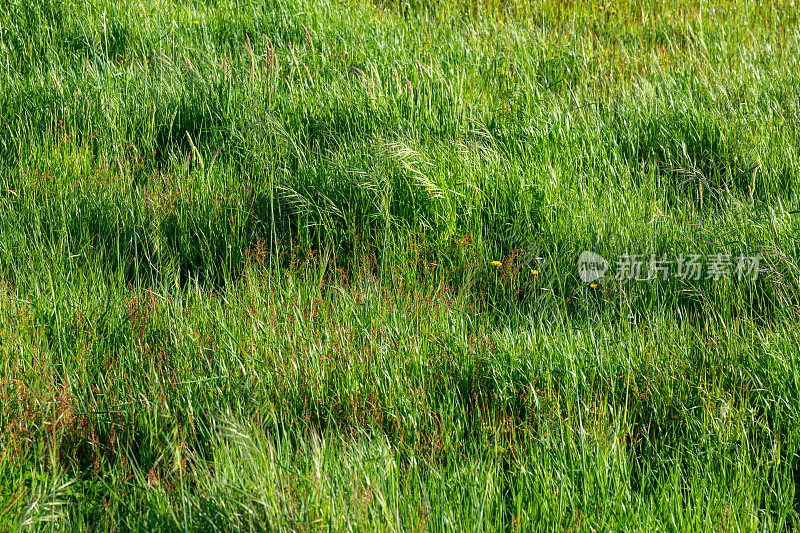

{"left": 2, "top": 0, "right": 800, "bottom": 529}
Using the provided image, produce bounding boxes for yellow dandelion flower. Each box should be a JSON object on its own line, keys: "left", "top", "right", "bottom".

{"left": 590, "top": 283, "right": 598, "bottom": 289}
{"left": 610, "top": 8, "right": 617, "bottom": 14}
{"left": 491, "top": 261, "right": 503, "bottom": 267}
{"left": 531, "top": 269, "right": 539, "bottom": 275}
{"left": 193, "top": 20, "right": 199, "bottom": 25}
{"left": 599, "top": 5, "right": 604, "bottom": 10}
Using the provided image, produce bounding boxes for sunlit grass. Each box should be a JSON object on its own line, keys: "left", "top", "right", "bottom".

{"left": 1, "top": 0, "right": 800, "bottom": 529}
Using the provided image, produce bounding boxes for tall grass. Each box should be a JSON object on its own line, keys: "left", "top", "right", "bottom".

{"left": 1, "top": 0, "right": 800, "bottom": 529}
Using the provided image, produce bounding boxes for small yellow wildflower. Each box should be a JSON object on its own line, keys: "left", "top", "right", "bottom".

{"left": 491, "top": 261, "right": 503, "bottom": 267}
{"left": 193, "top": 20, "right": 199, "bottom": 25}
{"left": 609, "top": 8, "right": 617, "bottom": 14}
{"left": 590, "top": 283, "right": 598, "bottom": 289}
{"left": 531, "top": 269, "right": 539, "bottom": 275}
{"left": 599, "top": 5, "right": 604, "bottom": 10}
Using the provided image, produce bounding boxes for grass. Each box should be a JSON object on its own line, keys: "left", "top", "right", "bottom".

{"left": 1, "top": 0, "right": 800, "bottom": 529}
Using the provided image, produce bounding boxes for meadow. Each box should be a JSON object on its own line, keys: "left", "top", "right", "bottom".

{"left": 2, "top": 0, "right": 800, "bottom": 529}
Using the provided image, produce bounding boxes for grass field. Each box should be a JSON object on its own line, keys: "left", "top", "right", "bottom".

{"left": 2, "top": 0, "right": 800, "bottom": 529}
